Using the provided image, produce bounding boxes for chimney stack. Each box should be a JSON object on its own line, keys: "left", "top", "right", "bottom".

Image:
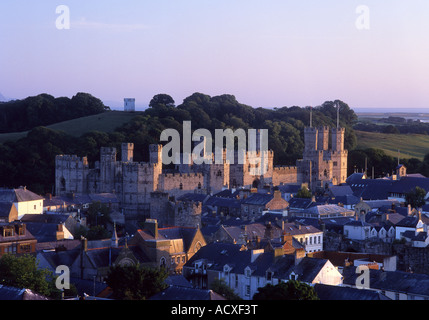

{"left": 145, "top": 219, "right": 158, "bottom": 239}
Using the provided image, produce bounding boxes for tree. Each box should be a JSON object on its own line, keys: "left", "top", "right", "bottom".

{"left": 0, "top": 254, "right": 61, "bottom": 299}
{"left": 106, "top": 264, "right": 168, "bottom": 300}
{"left": 210, "top": 278, "right": 242, "bottom": 300}
{"left": 149, "top": 94, "right": 175, "bottom": 109}
{"left": 296, "top": 186, "right": 312, "bottom": 198}
{"left": 405, "top": 186, "right": 427, "bottom": 209}
{"left": 253, "top": 280, "right": 319, "bottom": 300}
{"left": 86, "top": 201, "right": 112, "bottom": 227}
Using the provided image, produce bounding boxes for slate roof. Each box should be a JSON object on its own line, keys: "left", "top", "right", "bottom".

{"left": 0, "top": 187, "right": 44, "bottom": 202}
{"left": 0, "top": 286, "right": 49, "bottom": 300}
{"left": 204, "top": 196, "right": 242, "bottom": 209}
{"left": 0, "top": 202, "right": 14, "bottom": 218}
{"left": 288, "top": 198, "right": 314, "bottom": 209}
{"left": 185, "top": 242, "right": 329, "bottom": 283}
{"left": 149, "top": 286, "right": 226, "bottom": 300}
{"left": 347, "top": 176, "right": 394, "bottom": 200}
{"left": 277, "top": 184, "right": 302, "bottom": 194}
{"left": 389, "top": 176, "right": 429, "bottom": 194}
{"left": 70, "top": 277, "right": 108, "bottom": 297}
{"left": 343, "top": 266, "right": 429, "bottom": 297}
{"left": 212, "top": 189, "right": 241, "bottom": 198}
{"left": 20, "top": 213, "right": 70, "bottom": 224}
{"left": 241, "top": 193, "right": 274, "bottom": 206}
{"left": 40, "top": 248, "right": 82, "bottom": 269}
{"left": 396, "top": 216, "right": 419, "bottom": 228}
{"left": 24, "top": 222, "right": 62, "bottom": 243}
{"left": 328, "top": 185, "right": 354, "bottom": 197}
{"left": 314, "top": 284, "right": 390, "bottom": 300}
{"left": 327, "top": 195, "right": 360, "bottom": 206}
{"left": 185, "top": 242, "right": 251, "bottom": 273}
{"left": 402, "top": 230, "right": 428, "bottom": 242}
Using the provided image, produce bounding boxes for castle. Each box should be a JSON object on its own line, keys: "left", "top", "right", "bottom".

{"left": 55, "top": 122, "right": 347, "bottom": 224}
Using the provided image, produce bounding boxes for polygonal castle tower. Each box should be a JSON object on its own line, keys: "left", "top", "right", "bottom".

{"left": 297, "top": 107, "right": 348, "bottom": 191}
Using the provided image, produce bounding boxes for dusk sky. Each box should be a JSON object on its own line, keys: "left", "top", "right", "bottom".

{"left": 0, "top": 1, "right": 428, "bottom": 111}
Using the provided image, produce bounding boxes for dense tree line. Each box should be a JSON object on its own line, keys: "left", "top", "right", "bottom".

{"left": 0, "top": 92, "right": 109, "bottom": 133}
{"left": 1, "top": 91, "right": 427, "bottom": 196}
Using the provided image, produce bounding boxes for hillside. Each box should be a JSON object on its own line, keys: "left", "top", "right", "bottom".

{"left": 0, "top": 111, "right": 140, "bottom": 144}
{"left": 355, "top": 130, "right": 429, "bottom": 160}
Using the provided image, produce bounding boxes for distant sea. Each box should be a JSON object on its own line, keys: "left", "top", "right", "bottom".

{"left": 355, "top": 108, "right": 429, "bottom": 123}
{"left": 354, "top": 108, "right": 429, "bottom": 113}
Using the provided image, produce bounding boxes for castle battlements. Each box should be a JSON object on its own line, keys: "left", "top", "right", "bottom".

{"left": 273, "top": 166, "right": 298, "bottom": 172}
{"left": 56, "top": 154, "right": 89, "bottom": 166}
{"left": 163, "top": 172, "right": 204, "bottom": 178}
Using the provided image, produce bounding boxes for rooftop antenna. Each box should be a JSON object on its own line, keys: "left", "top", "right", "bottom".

{"left": 397, "top": 150, "right": 400, "bottom": 166}
{"left": 310, "top": 106, "right": 313, "bottom": 128}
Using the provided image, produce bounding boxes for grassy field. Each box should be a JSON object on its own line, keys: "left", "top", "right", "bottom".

{"left": 0, "top": 111, "right": 141, "bottom": 144}
{"left": 355, "top": 130, "right": 429, "bottom": 160}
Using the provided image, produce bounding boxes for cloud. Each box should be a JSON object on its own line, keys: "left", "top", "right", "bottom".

{"left": 72, "top": 18, "right": 151, "bottom": 32}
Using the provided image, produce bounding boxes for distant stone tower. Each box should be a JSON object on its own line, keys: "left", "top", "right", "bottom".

{"left": 124, "top": 98, "right": 135, "bottom": 112}
{"left": 330, "top": 127, "right": 348, "bottom": 184}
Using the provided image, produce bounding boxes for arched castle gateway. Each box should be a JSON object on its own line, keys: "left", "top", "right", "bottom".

{"left": 55, "top": 124, "right": 347, "bottom": 218}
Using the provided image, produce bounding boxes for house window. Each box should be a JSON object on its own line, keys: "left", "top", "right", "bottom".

{"left": 3, "top": 227, "right": 14, "bottom": 237}
{"left": 266, "top": 271, "right": 273, "bottom": 282}
{"left": 19, "top": 244, "right": 31, "bottom": 253}
{"left": 235, "top": 275, "right": 238, "bottom": 287}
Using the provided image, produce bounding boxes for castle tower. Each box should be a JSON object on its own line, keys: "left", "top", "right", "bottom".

{"left": 121, "top": 143, "right": 134, "bottom": 163}
{"left": 149, "top": 144, "right": 163, "bottom": 164}
{"left": 317, "top": 126, "right": 330, "bottom": 151}
{"left": 304, "top": 127, "right": 318, "bottom": 158}
{"left": 100, "top": 147, "right": 117, "bottom": 193}
{"left": 124, "top": 98, "right": 135, "bottom": 112}
{"left": 330, "top": 127, "right": 348, "bottom": 184}
{"left": 55, "top": 155, "right": 89, "bottom": 195}
{"left": 331, "top": 127, "right": 345, "bottom": 152}
{"left": 149, "top": 144, "right": 163, "bottom": 191}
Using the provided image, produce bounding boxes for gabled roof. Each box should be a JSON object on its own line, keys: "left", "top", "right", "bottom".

{"left": 185, "top": 242, "right": 250, "bottom": 273}
{"left": 241, "top": 193, "right": 274, "bottom": 205}
{"left": 396, "top": 216, "right": 420, "bottom": 228}
{"left": 0, "top": 187, "right": 44, "bottom": 203}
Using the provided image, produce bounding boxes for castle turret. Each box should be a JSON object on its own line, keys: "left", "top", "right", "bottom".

{"left": 317, "top": 126, "right": 330, "bottom": 151}
{"left": 331, "top": 127, "right": 345, "bottom": 152}
{"left": 304, "top": 127, "right": 318, "bottom": 158}
{"left": 121, "top": 143, "right": 134, "bottom": 163}
{"left": 100, "top": 147, "right": 117, "bottom": 193}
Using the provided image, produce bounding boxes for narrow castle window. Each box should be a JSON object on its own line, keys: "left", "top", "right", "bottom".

{"left": 179, "top": 183, "right": 183, "bottom": 190}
